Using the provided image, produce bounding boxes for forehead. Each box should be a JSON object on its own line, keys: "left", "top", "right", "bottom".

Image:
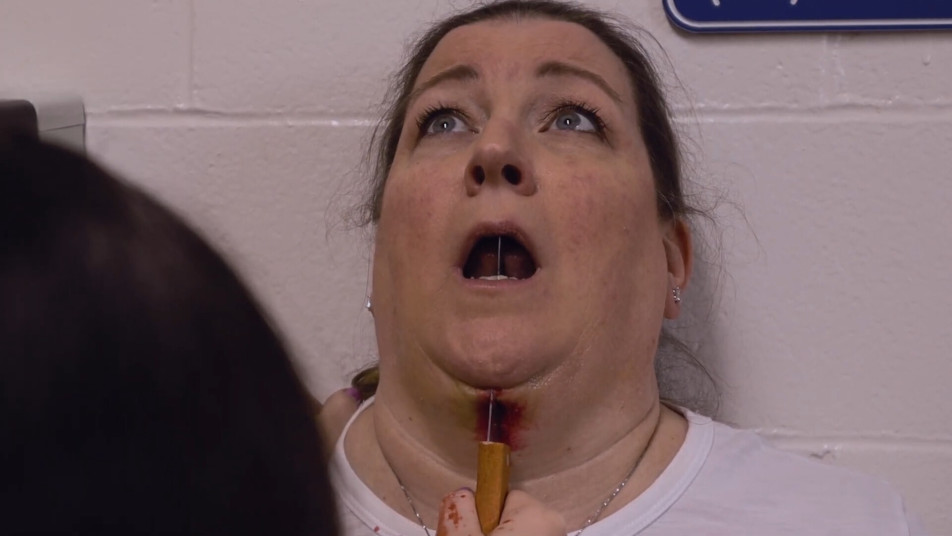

{"left": 417, "top": 18, "right": 633, "bottom": 97}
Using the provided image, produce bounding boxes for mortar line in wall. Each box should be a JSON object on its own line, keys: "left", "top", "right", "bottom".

{"left": 186, "top": 0, "right": 195, "bottom": 108}
{"left": 86, "top": 111, "right": 375, "bottom": 128}
{"left": 715, "top": 102, "right": 952, "bottom": 113}
{"left": 681, "top": 100, "right": 952, "bottom": 114}
{"left": 677, "top": 105, "right": 952, "bottom": 124}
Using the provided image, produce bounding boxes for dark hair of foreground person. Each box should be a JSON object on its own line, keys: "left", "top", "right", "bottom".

{"left": 0, "top": 133, "right": 338, "bottom": 535}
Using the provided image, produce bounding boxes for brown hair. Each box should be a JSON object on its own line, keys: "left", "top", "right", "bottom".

{"left": 354, "top": 0, "right": 715, "bottom": 412}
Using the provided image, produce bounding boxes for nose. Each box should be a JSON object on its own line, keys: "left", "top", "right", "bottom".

{"left": 465, "top": 121, "right": 537, "bottom": 197}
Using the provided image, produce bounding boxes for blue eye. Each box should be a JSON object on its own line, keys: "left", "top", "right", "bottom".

{"left": 421, "top": 110, "right": 470, "bottom": 136}
{"left": 553, "top": 109, "right": 597, "bottom": 132}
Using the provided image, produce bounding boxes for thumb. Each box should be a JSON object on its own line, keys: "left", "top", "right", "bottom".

{"left": 436, "top": 488, "right": 482, "bottom": 536}
{"left": 491, "top": 490, "right": 566, "bottom": 535}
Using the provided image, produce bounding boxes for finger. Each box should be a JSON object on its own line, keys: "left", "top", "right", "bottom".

{"left": 492, "top": 490, "right": 566, "bottom": 535}
{"left": 436, "top": 488, "right": 482, "bottom": 536}
{"left": 315, "top": 388, "right": 360, "bottom": 459}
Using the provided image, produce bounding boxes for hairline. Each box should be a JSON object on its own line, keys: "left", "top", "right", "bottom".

{"left": 368, "top": 5, "right": 682, "bottom": 225}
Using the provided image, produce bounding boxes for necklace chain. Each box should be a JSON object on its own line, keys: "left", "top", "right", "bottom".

{"left": 391, "top": 418, "right": 660, "bottom": 536}
{"left": 396, "top": 478, "right": 433, "bottom": 536}
{"left": 574, "top": 440, "right": 648, "bottom": 536}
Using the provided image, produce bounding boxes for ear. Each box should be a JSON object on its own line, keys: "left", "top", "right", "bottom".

{"left": 662, "top": 218, "right": 692, "bottom": 319}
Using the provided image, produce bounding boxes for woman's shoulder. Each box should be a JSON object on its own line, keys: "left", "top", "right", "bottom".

{"left": 664, "top": 416, "right": 919, "bottom": 533}
{"left": 704, "top": 420, "right": 900, "bottom": 500}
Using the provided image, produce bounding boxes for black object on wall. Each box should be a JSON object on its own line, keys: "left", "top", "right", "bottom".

{"left": 0, "top": 100, "right": 39, "bottom": 137}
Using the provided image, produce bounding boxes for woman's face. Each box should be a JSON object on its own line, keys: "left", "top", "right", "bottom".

{"left": 372, "top": 18, "right": 689, "bottom": 393}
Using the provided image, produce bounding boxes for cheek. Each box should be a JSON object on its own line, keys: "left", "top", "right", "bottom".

{"left": 557, "top": 171, "right": 656, "bottom": 253}
{"left": 379, "top": 162, "right": 447, "bottom": 244}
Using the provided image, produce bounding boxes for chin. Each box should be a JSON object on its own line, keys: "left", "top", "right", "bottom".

{"left": 437, "top": 341, "right": 553, "bottom": 391}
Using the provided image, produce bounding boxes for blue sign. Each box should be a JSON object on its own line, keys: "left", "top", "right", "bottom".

{"left": 664, "top": 0, "right": 952, "bottom": 32}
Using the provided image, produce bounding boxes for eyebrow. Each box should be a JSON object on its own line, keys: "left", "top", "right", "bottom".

{"left": 535, "top": 61, "right": 623, "bottom": 104}
{"left": 407, "top": 64, "right": 480, "bottom": 106}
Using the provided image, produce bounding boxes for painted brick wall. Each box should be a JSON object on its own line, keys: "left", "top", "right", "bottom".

{"left": 3, "top": 1, "right": 949, "bottom": 531}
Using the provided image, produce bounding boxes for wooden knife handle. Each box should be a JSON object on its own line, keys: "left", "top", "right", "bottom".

{"left": 475, "top": 441, "right": 510, "bottom": 534}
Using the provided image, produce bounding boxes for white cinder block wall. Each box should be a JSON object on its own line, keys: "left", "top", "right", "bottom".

{"left": 3, "top": 0, "right": 950, "bottom": 532}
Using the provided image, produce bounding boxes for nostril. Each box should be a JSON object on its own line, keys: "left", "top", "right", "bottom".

{"left": 502, "top": 164, "right": 521, "bottom": 185}
{"left": 472, "top": 166, "right": 486, "bottom": 185}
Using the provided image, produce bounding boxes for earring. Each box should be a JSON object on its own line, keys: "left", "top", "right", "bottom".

{"left": 365, "top": 298, "right": 373, "bottom": 312}
{"left": 672, "top": 286, "right": 682, "bottom": 304}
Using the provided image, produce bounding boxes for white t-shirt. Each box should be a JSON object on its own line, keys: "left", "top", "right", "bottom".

{"left": 330, "top": 401, "right": 926, "bottom": 535}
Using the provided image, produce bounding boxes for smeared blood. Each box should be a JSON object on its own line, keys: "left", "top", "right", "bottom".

{"left": 448, "top": 502, "right": 461, "bottom": 527}
{"left": 474, "top": 390, "right": 525, "bottom": 449}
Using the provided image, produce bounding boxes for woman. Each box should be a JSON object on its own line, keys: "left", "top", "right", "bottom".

{"left": 328, "top": 1, "right": 923, "bottom": 534}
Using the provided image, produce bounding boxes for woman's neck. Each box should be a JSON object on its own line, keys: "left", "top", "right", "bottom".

{"left": 344, "top": 377, "right": 688, "bottom": 531}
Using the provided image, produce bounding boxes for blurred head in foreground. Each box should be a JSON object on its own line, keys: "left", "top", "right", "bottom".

{"left": 0, "top": 133, "right": 338, "bottom": 535}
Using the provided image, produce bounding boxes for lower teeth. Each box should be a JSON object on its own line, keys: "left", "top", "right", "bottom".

{"left": 478, "top": 274, "right": 518, "bottom": 281}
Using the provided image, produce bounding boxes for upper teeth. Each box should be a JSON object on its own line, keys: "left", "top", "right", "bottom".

{"left": 478, "top": 275, "right": 519, "bottom": 281}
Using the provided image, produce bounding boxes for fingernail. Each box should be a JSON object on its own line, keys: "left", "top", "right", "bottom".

{"left": 456, "top": 487, "right": 474, "bottom": 494}
{"left": 345, "top": 387, "right": 362, "bottom": 404}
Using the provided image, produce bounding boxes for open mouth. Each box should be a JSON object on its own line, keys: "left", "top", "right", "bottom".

{"left": 462, "top": 234, "right": 538, "bottom": 281}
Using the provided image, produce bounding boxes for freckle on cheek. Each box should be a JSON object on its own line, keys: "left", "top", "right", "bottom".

{"left": 387, "top": 189, "right": 434, "bottom": 247}
{"left": 563, "top": 177, "right": 600, "bottom": 248}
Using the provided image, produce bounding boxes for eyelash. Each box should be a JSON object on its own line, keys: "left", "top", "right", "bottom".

{"left": 415, "top": 104, "right": 469, "bottom": 137}
{"left": 545, "top": 99, "right": 608, "bottom": 138}
{"left": 413, "top": 99, "right": 608, "bottom": 139}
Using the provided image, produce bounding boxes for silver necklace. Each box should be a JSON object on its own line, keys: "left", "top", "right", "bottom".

{"left": 391, "top": 419, "right": 660, "bottom": 536}
{"left": 395, "top": 477, "right": 433, "bottom": 536}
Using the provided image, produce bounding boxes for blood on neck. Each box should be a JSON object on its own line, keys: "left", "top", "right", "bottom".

{"left": 474, "top": 390, "right": 525, "bottom": 449}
